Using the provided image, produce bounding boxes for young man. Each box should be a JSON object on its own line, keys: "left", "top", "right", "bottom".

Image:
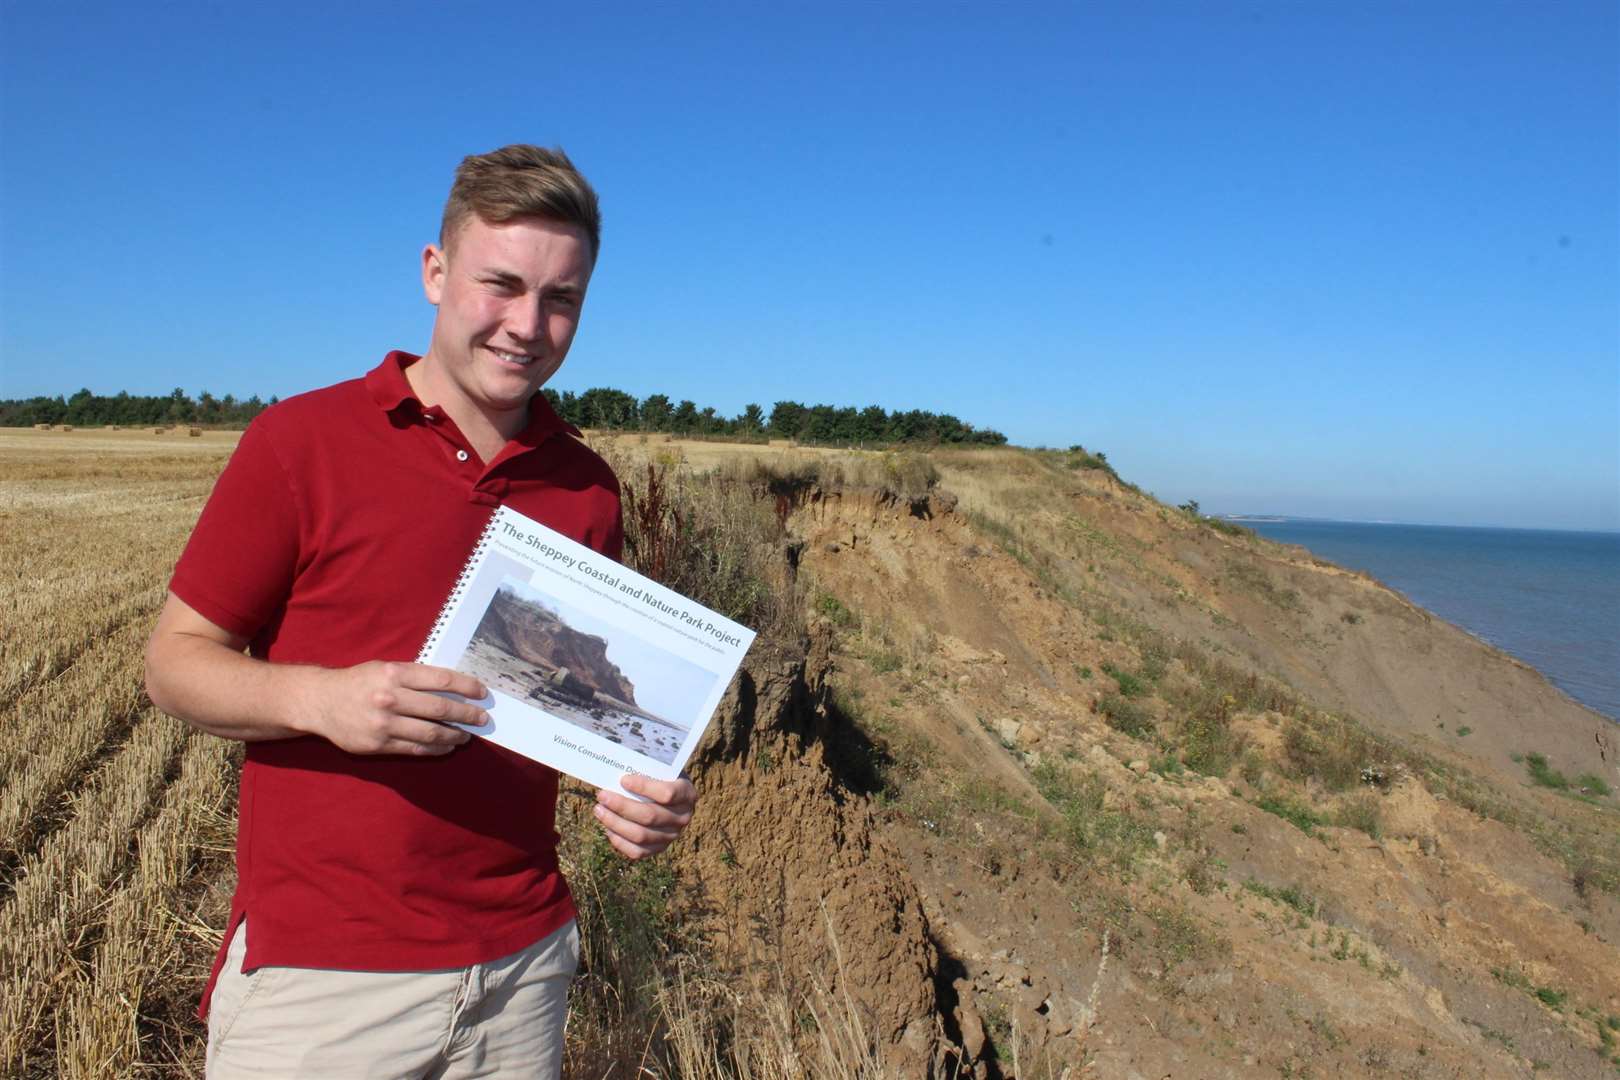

{"left": 144, "top": 145, "right": 694, "bottom": 1078}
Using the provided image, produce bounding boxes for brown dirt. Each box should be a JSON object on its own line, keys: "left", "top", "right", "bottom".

{"left": 647, "top": 440, "right": 1620, "bottom": 1078}
{"left": 676, "top": 637, "right": 946, "bottom": 1073}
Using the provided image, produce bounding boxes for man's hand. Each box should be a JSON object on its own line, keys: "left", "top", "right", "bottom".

{"left": 145, "top": 592, "right": 488, "bottom": 753}
{"left": 593, "top": 775, "right": 696, "bottom": 860}
{"left": 304, "top": 661, "right": 489, "bottom": 757}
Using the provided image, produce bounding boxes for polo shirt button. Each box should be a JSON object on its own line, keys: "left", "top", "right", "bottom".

{"left": 456, "top": 450, "right": 469, "bottom": 462}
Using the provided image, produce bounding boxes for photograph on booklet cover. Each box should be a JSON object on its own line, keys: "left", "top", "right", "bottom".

{"left": 459, "top": 575, "right": 718, "bottom": 765}
{"left": 418, "top": 506, "right": 754, "bottom": 794}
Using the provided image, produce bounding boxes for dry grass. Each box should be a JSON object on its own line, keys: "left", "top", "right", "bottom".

{"left": 653, "top": 948, "right": 890, "bottom": 1079}
{"left": 0, "top": 430, "right": 238, "bottom": 1076}
{"left": 558, "top": 841, "right": 911, "bottom": 1080}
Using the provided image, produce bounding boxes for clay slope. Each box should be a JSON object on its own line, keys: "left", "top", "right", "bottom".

{"left": 676, "top": 636, "right": 948, "bottom": 1075}
{"left": 477, "top": 585, "right": 640, "bottom": 705}
{"left": 653, "top": 439, "right": 1619, "bottom": 1079}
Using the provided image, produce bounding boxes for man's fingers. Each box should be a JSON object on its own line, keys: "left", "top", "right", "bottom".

{"left": 395, "top": 662, "right": 487, "bottom": 703}
{"left": 387, "top": 717, "right": 475, "bottom": 752}
{"left": 594, "top": 801, "right": 677, "bottom": 857}
{"left": 596, "top": 786, "right": 691, "bottom": 833}
{"left": 386, "top": 737, "right": 459, "bottom": 757}
{"left": 602, "top": 829, "right": 657, "bottom": 861}
{"left": 391, "top": 686, "right": 489, "bottom": 728}
{"left": 618, "top": 773, "right": 696, "bottom": 813}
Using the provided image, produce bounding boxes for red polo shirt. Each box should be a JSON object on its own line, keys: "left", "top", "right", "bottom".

{"left": 171, "top": 352, "right": 622, "bottom": 1016}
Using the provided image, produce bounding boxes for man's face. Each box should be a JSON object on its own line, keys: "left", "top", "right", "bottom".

{"left": 420, "top": 214, "right": 593, "bottom": 432}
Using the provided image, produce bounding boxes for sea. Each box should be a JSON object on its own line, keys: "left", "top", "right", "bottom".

{"left": 1235, "top": 518, "right": 1620, "bottom": 723}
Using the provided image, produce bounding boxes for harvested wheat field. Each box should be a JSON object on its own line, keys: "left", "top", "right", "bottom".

{"left": 1, "top": 428, "right": 242, "bottom": 1077}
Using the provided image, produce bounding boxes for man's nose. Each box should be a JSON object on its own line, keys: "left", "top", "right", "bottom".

{"left": 505, "top": 298, "right": 546, "bottom": 344}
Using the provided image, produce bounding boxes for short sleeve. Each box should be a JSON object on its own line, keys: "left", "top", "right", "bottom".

{"left": 169, "top": 418, "right": 302, "bottom": 640}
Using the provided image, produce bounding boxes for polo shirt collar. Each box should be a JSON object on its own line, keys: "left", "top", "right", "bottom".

{"left": 363, "top": 350, "right": 582, "bottom": 445}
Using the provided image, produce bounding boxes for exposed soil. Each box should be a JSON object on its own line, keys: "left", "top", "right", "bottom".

{"left": 647, "top": 440, "right": 1620, "bottom": 1079}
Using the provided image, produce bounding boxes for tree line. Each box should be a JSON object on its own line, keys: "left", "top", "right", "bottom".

{"left": 541, "top": 388, "right": 1006, "bottom": 446}
{"left": 2, "top": 385, "right": 1007, "bottom": 447}
{"left": 0, "top": 388, "right": 276, "bottom": 428}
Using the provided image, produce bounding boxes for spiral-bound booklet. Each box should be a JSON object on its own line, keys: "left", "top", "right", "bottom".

{"left": 418, "top": 505, "right": 755, "bottom": 795}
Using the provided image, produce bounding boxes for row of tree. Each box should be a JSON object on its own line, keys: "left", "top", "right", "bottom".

{"left": 541, "top": 388, "right": 1007, "bottom": 446}
{"left": 2, "top": 385, "right": 1007, "bottom": 447}
{"left": 0, "top": 388, "right": 277, "bottom": 428}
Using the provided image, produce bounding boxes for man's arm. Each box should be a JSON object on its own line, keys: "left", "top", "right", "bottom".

{"left": 144, "top": 592, "right": 488, "bottom": 755}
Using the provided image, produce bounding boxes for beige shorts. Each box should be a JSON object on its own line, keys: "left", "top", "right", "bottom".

{"left": 206, "top": 917, "right": 579, "bottom": 1079}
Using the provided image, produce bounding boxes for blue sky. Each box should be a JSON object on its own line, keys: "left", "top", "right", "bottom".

{"left": 2, "top": 2, "right": 1615, "bottom": 530}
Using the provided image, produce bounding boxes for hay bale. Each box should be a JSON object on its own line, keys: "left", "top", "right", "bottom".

{"left": 33, "top": 423, "right": 52, "bottom": 430}
{"left": 153, "top": 427, "right": 166, "bottom": 435}
{"left": 188, "top": 427, "right": 202, "bottom": 437}
{"left": 61, "top": 424, "right": 74, "bottom": 432}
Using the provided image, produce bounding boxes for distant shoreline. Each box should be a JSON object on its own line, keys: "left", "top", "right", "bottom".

{"left": 1225, "top": 513, "right": 1620, "bottom": 537}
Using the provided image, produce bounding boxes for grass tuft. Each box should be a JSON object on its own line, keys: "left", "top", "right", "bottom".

{"left": 1333, "top": 793, "right": 1384, "bottom": 839}
{"left": 1033, "top": 761, "right": 1154, "bottom": 872}
{"left": 1525, "top": 752, "right": 1570, "bottom": 790}
{"left": 1098, "top": 693, "right": 1154, "bottom": 739}
{"left": 1255, "top": 792, "right": 1327, "bottom": 836}
{"left": 1243, "top": 879, "right": 1318, "bottom": 918}
{"left": 1576, "top": 773, "right": 1612, "bottom": 798}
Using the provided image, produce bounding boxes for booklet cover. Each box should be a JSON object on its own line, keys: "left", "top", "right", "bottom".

{"left": 418, "top": 505, "right": 756, "bottom": 796}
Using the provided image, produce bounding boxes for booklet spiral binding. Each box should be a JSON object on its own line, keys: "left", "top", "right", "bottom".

{"left": 417, "top": 506, "right": 503, "bottom": 662}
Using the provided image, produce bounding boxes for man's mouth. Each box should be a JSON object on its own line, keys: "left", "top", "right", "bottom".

{"left": 489, "top": 348, "right": 537, "bottom": 367}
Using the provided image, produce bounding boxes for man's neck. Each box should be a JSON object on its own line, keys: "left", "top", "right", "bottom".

{"left": 403, "top": 356, "right": 524, "bottom": 465}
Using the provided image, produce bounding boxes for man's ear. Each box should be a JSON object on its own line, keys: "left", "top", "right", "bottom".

{"left": 421, "top": 243, "right": 446, "bottom": 305}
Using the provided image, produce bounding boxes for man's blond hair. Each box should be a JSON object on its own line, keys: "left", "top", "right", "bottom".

{"left": 440, "top": 144, "right": 601, "bottom": 261}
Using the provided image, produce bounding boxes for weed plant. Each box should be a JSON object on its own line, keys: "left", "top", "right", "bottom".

{"left": 1177, "top": 694, "right": 1248, "bottom": 778}
{"left": 561, "top": 790, "right": 905, "bottom": 1076}
{"left": 1281, "top": 713, "right": 1376, "bottom": 791}
{"left": 1098, "top": 693, "right": 1154, "bottom": 739}
{"left": 1577, "top": 774, "right": 1613, "bottom": 798}
{"left": 864, "top": 647, "right": 903, "bottom": 674}
{"left": 1256, "top": 792, "right": 1327, "bottom": 836}
{"left": 1101, "top": 662, "right": 1147, "bottom": 697}
{"left": 1525, "top": 752, "right": 1571, "bottom": 790}
{"left": 1032, "top": 761, "right": 1153, "bottom": 872}
{"left": 1332, "top": 792, "right": 1384, "bottom": 839}
{"left": 814, "top": 590, "right": 856, "bottom": 628}
{"left": 837, "top": 697, "right": 938, "bottom": 807}
{"left": 1244, "top": 879, "right": 1319, "bottom": 919}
